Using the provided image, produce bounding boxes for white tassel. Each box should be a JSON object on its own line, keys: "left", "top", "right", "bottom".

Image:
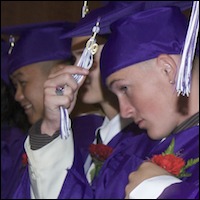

{"left": 8, "top": 35, "right": 15, "bottom": 54}
{"left": 60, "top": 18, "right": 101, "bottom": 139}
{"left": 60, "top": 106, "right": 71, "bottom": 139}
{"left": 82, "top": 1, "right": 89, "bottom": 18}
{"left": 73, "top": 19, "right": 100, "bottom": 83}
{"left": 176, "top": 1, "right": 199, "bottom": 96}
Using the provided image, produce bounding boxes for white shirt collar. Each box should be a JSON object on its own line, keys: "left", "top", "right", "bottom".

{"left": 96, "top": 114, "right": 133, "bottom": 145}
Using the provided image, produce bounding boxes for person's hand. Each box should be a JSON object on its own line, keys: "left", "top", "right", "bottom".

{"left": 125, "top": 161, "right": 171, "bottom": 199}
{"left": 41, "top": 64, "right": 89, "bottom": 135}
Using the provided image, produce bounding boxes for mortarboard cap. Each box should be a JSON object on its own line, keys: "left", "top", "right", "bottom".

{"left": 62, "top": 1, "right": 146, "bottom": 38}
{"left": 62, "top": 1, "right": 193, "bottom": 38}
{"left": 1, "top": 21, "right": 76, "bottom": 77}
{"left": 100, "top": 6, "right": 190, "bottom": 85}
{"left": 144, "top": 1, "right": 193, "bottom": 10}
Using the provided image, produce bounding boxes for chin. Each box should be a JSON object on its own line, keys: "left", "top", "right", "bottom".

{"left": 147, "top": 130, "right": 164, "bottom": 140}
{"left": 83, "top": 99, "right": 98, "bottom": 104}
{"left": 28, "top": 116, "right": 40, "bottom": 125}
{"left": 82, "top": 95, "right": 99, "bottom": 104}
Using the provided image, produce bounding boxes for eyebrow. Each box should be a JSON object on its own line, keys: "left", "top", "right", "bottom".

{"left": 10, "top": 71, "right": 24, "bottom": 79}
{"left": 109, "top": 79, "right": 122, "bottom": 89}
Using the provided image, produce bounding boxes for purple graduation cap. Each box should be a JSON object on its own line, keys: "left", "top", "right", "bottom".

{"left": 100, "top": 4, "right": 198, "bottom": 91}
{"left": 1, "top": 21, "right": 75, "bottom": 81}
{"left": 62, "top": 1, "right": 146, "bottom": 38}
{"left": 62, "top": 1, "right": 193, "bottom": 38}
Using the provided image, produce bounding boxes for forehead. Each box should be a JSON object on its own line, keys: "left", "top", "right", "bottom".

{"left": 106, "top": 58, "right": 156, "bottom": 86}
{"left": 106, "top": 63, "right": 148, "bottom": 88}
{"left": 72, "top": 36, "right": 90, "bottom": 51}
{"left": 106, "top": 67, "right": 131, "bottom": 87}
{"left": 10, "top": 63, "right": 41, "bottom": 79}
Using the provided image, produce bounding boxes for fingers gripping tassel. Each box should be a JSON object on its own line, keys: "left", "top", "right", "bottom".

{"left": 60, "top": 18, "right": 101, "bottom": 139}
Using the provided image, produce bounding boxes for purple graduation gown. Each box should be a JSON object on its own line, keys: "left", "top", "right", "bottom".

{"left": 59, "top": 122, "right": 159, "bottom": 199}
{"left": 72, "top": 114, "right": 104, "bottom": 161}
{"left": 10, "top": 114, "right": 104, "bottom": 199}
{"left": 92, "top": 126, "right": 199, "bottom": 199}
{"left": 1, "top": 124, "right": 27, "bottom": 199}
{"left": 11, "top": 123, "right": 199, "bottom": 199}
{"left": 156, "top": 126, "right": 199, "bottom": 199}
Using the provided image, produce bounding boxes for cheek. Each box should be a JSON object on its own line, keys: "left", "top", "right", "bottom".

{"left": 134, "top": 81, "right": 167, "bottom": 111}
{"left": 137, "top": 94, "right": 175, "bottom": 139}
{"left": 81, "top": 83, "right": 103, "bottom": 103}
{"left": 90, "top": 68, "right": 100, "bottom": 81}
{"left": 127, "top": 86, "right": 169, "bottom": 127}
{"left": 94, "top": 80, "right": 102, "bottom": 94}
{"left": 136, "top": 88, "right": 168, "bottom": 116}
{"left": 88, "top": 88, "right": 103, "bottom": 102}
{"left": 25, "top": 82, "right": 44, "bottom": 103}
{"left": 89, "top": 72, "right": 102, "bottom": 92}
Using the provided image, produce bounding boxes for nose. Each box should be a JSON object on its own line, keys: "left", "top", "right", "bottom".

{"left": 14, "top": 86, "right": 24, "bottom": 103}
{"left": 118, "top": 98, "right": 135, "bottom": 119}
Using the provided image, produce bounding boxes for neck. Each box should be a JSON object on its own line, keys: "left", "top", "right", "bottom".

{"left": 177, "top": 57, "right": 199, "bottom": 124}
{"left": 188, "top": 57, "right": 199, "bottom": 115}
{"left": 100, "top": 101, "right": 119, "bottom": 120}
{"left": 189, "top": 78, "right": 199, "bottom": 115}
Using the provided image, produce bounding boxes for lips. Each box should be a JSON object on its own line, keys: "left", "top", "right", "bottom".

{"left": 22, "top": 104, "right": 32, "bottom": 113}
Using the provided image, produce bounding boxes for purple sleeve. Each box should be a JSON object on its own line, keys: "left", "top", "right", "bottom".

{"left": 158, "top": 181, "right": 199, "bottom": 199}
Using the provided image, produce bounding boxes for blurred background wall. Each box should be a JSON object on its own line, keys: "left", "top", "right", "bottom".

{"left": 1, "top": 1, "right": 104, "bottom": 27}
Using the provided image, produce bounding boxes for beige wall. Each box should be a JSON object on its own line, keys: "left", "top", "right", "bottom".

{"left": 1, "top": 1, "right": 103, "bottom": 27}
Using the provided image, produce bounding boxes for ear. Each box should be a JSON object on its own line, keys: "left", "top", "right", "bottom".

{"left": 156, "top": 54, "right": 178, "bottom": 84}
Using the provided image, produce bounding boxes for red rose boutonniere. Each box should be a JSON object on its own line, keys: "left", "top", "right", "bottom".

{"left": 151, "top": 138, "right": 199, "bottom": 178}
{"left": 21, "top": 152, "right": 28, "bottom": 167}
{"left": 89, "top": 143, "right": 113, "bottom": 181}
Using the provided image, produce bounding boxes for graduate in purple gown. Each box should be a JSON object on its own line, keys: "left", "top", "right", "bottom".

{"left": 10, "top": 1, "right": 196, "bottom": 199}
{"left": 100, "top": 3, "right": 199, "bottom": 199}
{"left": 1, "top": 78, "right": 29, "bottom": 199}
{"left": 1, "top": 39, "right": 30, "bottom": 199}
{"left": 1, "top": 20, "right": 105, "bottom": 199}
{"left": 9, "top": 2, "right": 154, "bottom": 199}
{"left": 4, "top": 1, "right": 196, "bottom": 199}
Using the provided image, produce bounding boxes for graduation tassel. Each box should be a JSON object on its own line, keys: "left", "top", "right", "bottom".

{"left": 8, "top": 35, "right": 15, "bottom": 54}
{"left": 60, "top": 18, "right": 101, "bottom": 139}
{"left": 60, "top": 105, "right": 71, "bottom": 139}
{"left": 176, "top": 1, "right": 199, "bottom": 96}
{"left": 73, "top": 17, "right": 100, "bottom": 83}
{"left": 82, "top": 1, "right": 89, "bottom": 18}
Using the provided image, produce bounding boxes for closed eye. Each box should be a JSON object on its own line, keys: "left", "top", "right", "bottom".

{"left": 19, "top": 81, "right": 27, "bottom": 87}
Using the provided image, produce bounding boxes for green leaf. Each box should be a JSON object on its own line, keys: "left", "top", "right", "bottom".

{"left": 182, "top": 157, "right": 199, "bottom": 170}
{"left": 164, "top": 138, "right": 175, "bottom": 155}
{"left": 90, "top": 168, "right": 96, "bottom": 181}
{"left": 178, "top": 157, "right": 199, "bottom": 178}
{"left": 178, "top": 172, "right": 192, "bottom": 178}
{"left": 90, "top": 163, "right": 103, "bottom": 182}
